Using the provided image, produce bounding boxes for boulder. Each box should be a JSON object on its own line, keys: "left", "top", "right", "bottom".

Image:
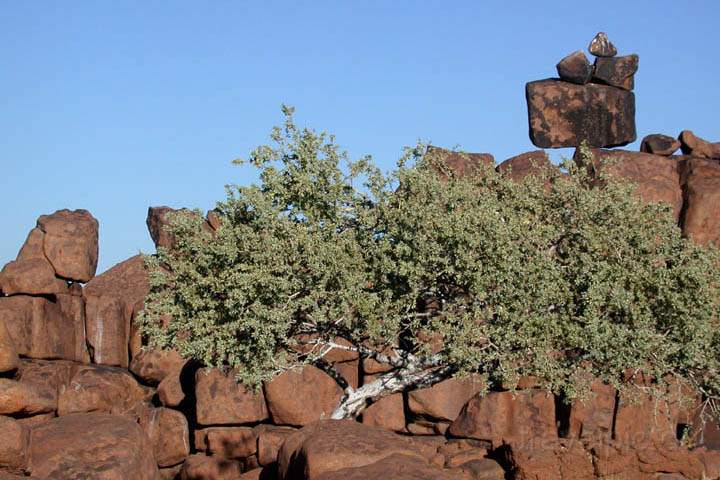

{"left": 503, "top": 440, "right": 595, "bottom": 480}
{"left": 195, "top": 368, "right": 268, "bottom": 425}
{"left": 159, "top": 464, "right": 184, "bottom": 480}
{"left": 526, "top": 80, "right": 636, "bottom": 148}
{"left": 0, "top": 295, "right": 86, "bottom": 361}
{"left": 447, "top": 390, "right": 556, "bottom": 448}
{"left": 37, "top": 209, "right": 99, "bottom": 282}
{"left": 425, "top": 146, "right": 495, "bottom": 178}
{"left": 679, "top": 157, "right": 720, "bottom": 245}
{"left": 450, "top": 458, "right": 505, "bottom": 479}
{"left": 496, "top": 150, "right": 557, "bottom": 183}
{"left": 588, "top": 32, "right": 617, "bottom": 57}
{"left": 195, "top": 426, "right": 256, "bottom": 459}
{"left": 256, "top": 424, "right": 296, "bottom": 466}
{"left": 264, "top": 365, "right": 343, "bottom": 426}
{"left": 28, "top": 412, "right": 158, "bottom": 479}
{"left": 139, "top": 407, "right": 190, "bottom": 467}
{"left": 158, "top": 364, "right": 186, "bottom": 407}
{"left": 0, "top": 258, "right": 67, "bottom": 296}
{"left": 180, "top": 454, "right": 243, "bottom": 480}
{"left": 147, "top": 207, "right": 215, "bottom": 250}
{"left": 0, "top": 378, "right": 56, "bottom": 415}
{"left": 575, "top": 148, "right": 684, "bottom": 220}
{"left": 592, "top": 54, "right": 638, "bottom": 90}
{"left": 16, "top": 227, "right": 45, "bottom": 261}
{"left": 0, "top": 319, "right": 19, "bottom": 373}
{"left": 83, "top": 254, "right": 149, "bottom": 367}
{"left": 313, "top": 453, "right": 453, "bottom": 480}
{"left": 408, "top": 375, "right": 485, "bottom": 422}
{"left": 14, "top": 359, "right": 76, "bottom": 410}
{"left": 334, "top": 359, "right": 359, "bottom": 390}
{"left": 679, "top": 130, "right": 720, "bottom": 159}
{"left": 0, "top": 416, "right": 28, "bottom": 470}
{"left": 640, "top": 134, "right": 681, "bottom": 156}
{"left": 57, "top": 364, "right": 149, "bottom": 416}
{"left": 362, "top": 393, "right": 405, "bottom": 432}
{"left": 130, "top": 348, "right": 185, "bottom": 385}
{"left": 565, "top": 379, "right": 616, "bottom": 441}
{"left": 555, "top": 50, "right": 592, "bottom": 85}
{"left": 277, "top": 420, "right": 430, "bottom": 480}
{"left": 613, "top": 390, "right": 676, "bottom": 445}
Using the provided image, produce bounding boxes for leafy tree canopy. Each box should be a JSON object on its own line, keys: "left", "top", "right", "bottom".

{"left": 138, "top": 106, "right": 720, "bottom": 418}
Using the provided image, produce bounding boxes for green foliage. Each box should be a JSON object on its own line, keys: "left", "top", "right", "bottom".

{"left": 138, "top": 107, "right": 720, "bottom": 403}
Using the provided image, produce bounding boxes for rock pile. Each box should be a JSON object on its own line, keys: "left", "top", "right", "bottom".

{"left": 526, "top": 32, "right": 637, "bottom": 148}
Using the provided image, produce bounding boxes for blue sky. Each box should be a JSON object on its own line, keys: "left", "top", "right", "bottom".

{"left": 2, "top": 1, "right": 719, "bottom": 273}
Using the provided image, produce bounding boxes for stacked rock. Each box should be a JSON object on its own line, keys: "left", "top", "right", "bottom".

{"left": 526, "top": 32, "right": 638, "bottom": 148}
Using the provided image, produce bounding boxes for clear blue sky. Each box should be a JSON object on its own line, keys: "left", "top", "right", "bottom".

{"left": 2, "top": 1, "right": 719, "bottom": 274}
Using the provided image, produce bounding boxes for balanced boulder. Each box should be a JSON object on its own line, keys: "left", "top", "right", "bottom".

{"left": 588, "top": 32, "right": 617, "bottom": 57}
{"left": 641, "top": 134, "right": 681, "bottom": 156}
{"left": 679, "top": 130, "right": 720, "bottom": 159}
{"left": 679, "top": 157, "right": 720, "bottom": 245}
{"left": 592, "top": 54, "right": 638, "bottom": 90}
{"left": 556, "top": 50, "right": 593, "bottom": 85}
{"left": 37, "top": 209, "right": 99, "bottom": 283}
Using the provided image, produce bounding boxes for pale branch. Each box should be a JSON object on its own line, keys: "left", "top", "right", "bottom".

{"left": 314, "top": 358, "right": 353, "bottom": 394}
{"left": 330, "top": 358, "right": 452, "bottom": 420}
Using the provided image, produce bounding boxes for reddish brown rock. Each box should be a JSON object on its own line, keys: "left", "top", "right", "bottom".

{"left": 84, "top": 254, "right": 149, "bottom": 367}
{"left": 448, "top": 390, "right": 556, "bottom": 448}
{"left": 195, "top": 368, "right": 268, "bottom": 425}
{"left": 334, "top": 360, "right": 359, "bottom": 390}
{"left": 0, "top": 258, "right": 67, "bottom": 296}
{"left": 0, "top": 416, "right": 28, "bottom": 470}
{"left": 641, "top": 134, "right": 681, "bottom": 156}
{"left": 37, "top": 209, "right": 99, "bottom": 282}
{"left": 613, "top": 390, "right": 676, "bottom": 445}
{"left": 575, "top": 148, "right": 684, "bottom": 220}
{"left": 526, "top": 80, "right": 636, "bottom": 148}
{"left": 504, "top": 440, "right": 594, "bottom": 480}
{"left": 406, "top": 421, "right": 437, "bottom": 435}
{"left": 206, "top": 209, "right": 223, "bottom": 231}
{"left": 556, "top": 50, "right": 593, "bottom": 85}
{"left": 314, "top": 453, "right": 452, "bottom": 480}
{"left": 180, "top": 454, "right": 243, "bottom": 480}
{"left": 57, "top": 293, "right": 90, "bottom": 363}
{"left": 362, "top": 393, "right": 405, "bottom": 432}
{"left": 566, "top": 379, "right": 616, "bottom": 440}
{"left": 195, "top": 426, "right": 256, "bottom": 459}
{"left": 680, "top": 157, "right": 720, "bottom": 245}
{"left": 28, "top": 412, "right": 158, "bottom": 479}
{"left": 593, "top": 54, "right": 639, "bottom": 90}
{"left": 277, "top": 420, "right": 429, "bottom": 480}
{"left": 159, "top": 464, "right": 184, "bottom": 480}
{"left": 679, "top": 130, "right": 720, "bottom": 159}
{"left": 450, "top": 458, "right": 505, "bottom": 479}
{"left": 158, "top": 365, "right": 186, "bottom": 407}
{"left": 57, "top": 364, "right": 148, "bottom": 416}
{"left": 139, "top": 407, "right": 190, "bottom": 467}
{"left": 15, "top": 411, "right": 56, "bottom": 428}
{"left": 408, "top": 375, "right": 485, "bottom": 422}
{"left": 497, "top": 150, "right": 557, "bottom": 183}
{"left": 426, "top": 146, "right": 495, "bottom": 178}
{"left": 147, "top": 207, "right": 214, "bottom": 250}
{"left": 0, "top": 378, "right": 56, "bottom": 415}
{"left": 588, "top": 32, "right": 617, "bottom": 58}
{"left": 256, "top": 424, "right": 296, "bottom": 466}
{"left": 635, "top": 442, "right": 704, "bottom": 478}
{"left": 0, "top": 295, "right": 86, "bottom": 361}
{"left": 16, "top": 227, "right": 45, "bottom": 262}
{"left": 130, "top": 348, "right": 185, "bottom": 385}
{"left": 264, "top": 365, "right": 342, "bottom": 426}
{"left": 0, "top": 319, "right": 19, "bottom": 373}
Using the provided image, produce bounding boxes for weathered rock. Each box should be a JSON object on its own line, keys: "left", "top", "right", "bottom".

{"left": 497, "top": 150, "right": 557, "bottom": 183}
{"left": 264, "top": 365, "right": 343, "bottom": 426}
{"left": 679, "top": 130, "right": 720, "bottom": 159}
{"left": 0, "top": 258, "right": 68, "bottom": 296}
{"left": 588, "top": 32, "right": 617, "bottom": 57}
{"left": 130, "top": 348, "right": 185, "bottom": 385}
{"left": 139, "top": 407, "right": 190, "bottom": 467}
{"left": 613, "top": 389, "right": 676, "bottom": 445}
{"left": 362, "top": 393, "right": 405, "bottom": 432}
{"left": 0, "top": 319, "right": 19, "bottom": 373}
{"left": 448, "top": 390, "right": 556, "bottom": 448}
{"left": 0, "top": 295, "right": 85, "bottom": 361}
{"left": 57, "top": 293, "right": 90, "bottom": 363}
{"left": 566, "top": 379, "right": 616, "bottom": 440}
{"left": 180, "top": 454, "right": 243, "bottom": 480}
{"left": 256, "top": 424, "right": 296, "bottom": 466}
{"left": 147, "top": 207, "right": 214, "bottom": 250}
{"left": 159, "top": 464, "right": 184, "bottom": 480}
{"left": 334, "top": 359, "right": 359, "bottom": 390}
{"left": 0, "top": 416, "right": 27, "bottom": 470}
{"left": 526, "top": 79, "right": 636, "bottom": 148}
{"left": 641, "top": 134, "right": 681, "bottom": 156}
{"left": 15, "top": 411, "right": 56, "bottom": 428}
{"left": 593, "top": 54, "right": 638, "bottom": 90}
{"left": 314, "top": 453, "right": 453, "bottom": 480}
{"left": 635, "top": 441, "right": 704, "bottom": 479}
{"left": 206, "top": 209, "right": 223, "bottom": 231}
{"left": 28, "top": 412, "right": 158, "bottom": 479}
{"left": 16, "top": 227, "right": 45, "bottom": 262}
{"left": 575, "top": 148, "right": 684, "bottom": 220}
{"left": 408, "top": 375, "right": 485, "bottom": 422}
{"left": 37, "top": 209, "right": 99, "bottom": 282}
{"left": 57, "top": 364, "right": 148, "bottom": 416}
{"left": 158, "top": 364, "right": 186, "bottom": 407}
{"left": 503, "top": 439, "right": 595, "bottom": 480}
{"left": 195, "top": 368, "right": 268, "bottom": 425}
{"left": 84, "top": 254, "right": 149, "bottom": 367}
{"left": 14, "top": 359, "right": 76, "bottom": 410}
{"left": 426, "top": 146, "right": 495, "bottom": 178}
{"left": 679, "top": 157, "right": 720, "bottom": 245}
{"left": 556, "top": 50, "right": 593, "bottom": 85}
{"left": 0, "top": 378, "right": 56, "bottom": 415}
{"left": 450, "top": 457, "right": 505, "bottom": 479}
{"left": 278, "top": 420, "right": 429, "bottom": 480}
{"left": 195, "top": 426, "right": 257, "bottom": 459}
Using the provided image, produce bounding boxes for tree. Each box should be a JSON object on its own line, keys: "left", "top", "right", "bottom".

{"left": 138, "top": 107, "right": 720, "bottom": 420}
